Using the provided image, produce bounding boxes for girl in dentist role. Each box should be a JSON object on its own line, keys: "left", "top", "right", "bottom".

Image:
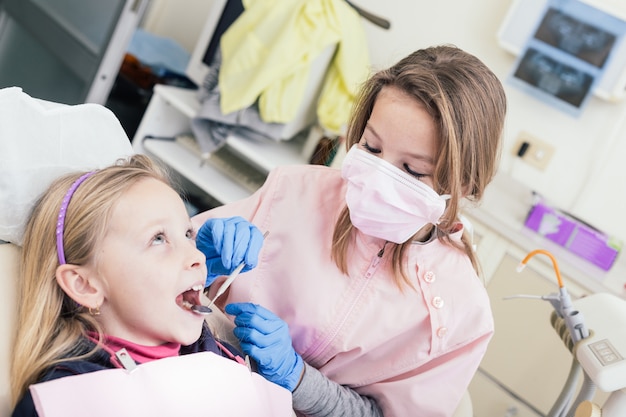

{"left": 194, "top": 44, "right": 508, "bottom": 417}
{"left": 10, "top": 155, "right": 291, "bottom": 417}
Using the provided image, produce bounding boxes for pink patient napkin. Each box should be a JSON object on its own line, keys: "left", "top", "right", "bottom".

{"left": 29, "top": 352, "right": 292, "bottom": 417}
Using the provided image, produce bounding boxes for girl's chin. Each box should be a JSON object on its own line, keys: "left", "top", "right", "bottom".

{"left": 176, "top": 322, "right": 205, "bottom": 346}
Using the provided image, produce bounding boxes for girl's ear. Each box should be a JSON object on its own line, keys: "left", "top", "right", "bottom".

{"left": 55, "top": 264, "right": 103, "bottom": 310}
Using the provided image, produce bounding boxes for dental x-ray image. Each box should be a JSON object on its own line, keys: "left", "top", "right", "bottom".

{"left": 500, "top": 0, "right": 626, "bottom": 107}
{"left": 534, "top": 8, "right": 616, "bottom": 68}
{"left": 513, "top": 47, "right": 594, "bottom": 108}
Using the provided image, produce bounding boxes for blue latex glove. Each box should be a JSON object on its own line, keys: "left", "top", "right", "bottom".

{"left": 196, "top": 217, "right": 264, "bottom": 286}
{"left": 225, "top": 302, "right": 304, "bottom": 391}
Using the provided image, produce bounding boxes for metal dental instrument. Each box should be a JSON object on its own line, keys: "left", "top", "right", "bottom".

{"left": 190, "top": 304, "right": 213, "bottom": 315}
{"left": 191, "top": 231, "right": 269, "bottom": 315}
{"left": 209, "top": 262, "right": 245, "bottom": 308}
{"left": 191, "top": 261, "right": 245, "bottom": 315}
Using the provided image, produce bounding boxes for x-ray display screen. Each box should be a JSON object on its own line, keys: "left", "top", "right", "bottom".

{"left": 509, "top": 0, "right": 626, "bottom": 117}
{"left": 533, "top": 8, "right": 617, "bottom": 68}
{"left": 514, "top": 47, "right": 594, "bottom": 108}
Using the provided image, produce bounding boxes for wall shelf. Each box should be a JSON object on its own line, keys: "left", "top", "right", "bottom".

{"left": 132, "top": 84, "right": 310, "bottom": 205}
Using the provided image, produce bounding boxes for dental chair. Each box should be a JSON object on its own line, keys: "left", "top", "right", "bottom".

{"left": 0, "top": 86, "right": 134, "bottom": 415}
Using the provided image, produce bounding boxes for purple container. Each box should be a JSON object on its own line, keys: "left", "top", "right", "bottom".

{"left": 524, "top": 202, "right": 621, "bottom": 271}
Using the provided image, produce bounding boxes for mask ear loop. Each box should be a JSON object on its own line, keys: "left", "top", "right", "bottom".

{"left": 432, "top": 194, "right": 451, "bottom": 227}
{"left": 432, "top": 193, "right": 462, "bottom": 240}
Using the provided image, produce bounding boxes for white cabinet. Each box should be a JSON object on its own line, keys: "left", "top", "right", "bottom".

{"left": 132, "top": 84, "right": 312, "bottom": 206}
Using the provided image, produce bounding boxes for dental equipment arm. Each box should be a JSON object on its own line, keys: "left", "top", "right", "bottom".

{"left": 568, "top": 293, "right": 626, "bottom": 417}
{"left": 512, "top": 249, "right": 626, "bottom": 417}
{"left": 516, "top": 249, "right": 589, "bottom": 344}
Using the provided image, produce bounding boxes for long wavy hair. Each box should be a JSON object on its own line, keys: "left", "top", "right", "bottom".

{"left": 10, "top": 154, "right": 173, "bottom": 407}
{"left": 332, "top": 45, "right": 507, "bottom": 287}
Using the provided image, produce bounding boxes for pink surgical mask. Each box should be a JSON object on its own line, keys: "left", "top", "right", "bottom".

{"left": 341, "top": 145, "right": 448, "bottom": 244}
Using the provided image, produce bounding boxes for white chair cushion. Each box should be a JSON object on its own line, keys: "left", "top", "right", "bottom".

{"left": 0, "top": 86, "right": 133, "bottom": 246}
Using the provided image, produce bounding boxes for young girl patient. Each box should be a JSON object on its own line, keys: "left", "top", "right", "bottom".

{"left": 10, "top": 154, "right": 287, "bottom": 416}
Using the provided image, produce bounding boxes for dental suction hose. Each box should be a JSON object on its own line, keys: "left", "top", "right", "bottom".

{"left": 518, "top": 249, "right": 593, "bottom": 417}
{"left": 517, "top": 249, "right": 589, "bottom": 344}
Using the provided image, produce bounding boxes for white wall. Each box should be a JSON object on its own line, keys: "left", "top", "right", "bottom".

{"left": 142, "top": 0, "right": 626, "bottom": 242}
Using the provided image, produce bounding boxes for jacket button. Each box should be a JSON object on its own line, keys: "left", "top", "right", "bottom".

{"left": 423, "top": 271, "right": 436, "bottom": 283}
{"left": 436, "top": 327, "right": 448, "bottom": 338}
{"left": 432, "top": 296, "right": 444, "bottom": 309}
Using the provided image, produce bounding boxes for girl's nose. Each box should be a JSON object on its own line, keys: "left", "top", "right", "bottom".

{"left": 188, "top": 244, "right": 206, "bottom": 269}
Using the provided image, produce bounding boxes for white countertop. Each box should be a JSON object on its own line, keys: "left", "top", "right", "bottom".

{"left": 464, "top": 171, "right": 626, "bottom": 298}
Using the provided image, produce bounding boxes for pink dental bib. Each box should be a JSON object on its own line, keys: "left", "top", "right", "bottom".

{"left": 29, "top": 352, "right": 292, "bottom": 417}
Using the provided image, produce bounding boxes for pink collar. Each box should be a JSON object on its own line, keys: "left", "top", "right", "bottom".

{"left": 87, "top": 332, "right": 180, "bottom": 367}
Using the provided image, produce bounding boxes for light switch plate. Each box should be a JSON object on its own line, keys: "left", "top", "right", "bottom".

{"left": 513, "top": 131, "right": 555, "bottom": 171}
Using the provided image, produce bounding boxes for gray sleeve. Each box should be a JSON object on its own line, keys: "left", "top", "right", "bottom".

{"left": 291, "top": 363, "right": 383, "bottom": 417}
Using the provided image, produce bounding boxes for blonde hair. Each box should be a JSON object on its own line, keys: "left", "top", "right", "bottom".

{"left": 10, "top": 154, "right": 173, "bottom": 406}
{"left": 332, "top": 45, "right": 507, "bottom": 286}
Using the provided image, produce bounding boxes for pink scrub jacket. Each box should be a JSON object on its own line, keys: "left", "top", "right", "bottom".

{"left": 193, "top": 164, "right": 494, "bottom": 417}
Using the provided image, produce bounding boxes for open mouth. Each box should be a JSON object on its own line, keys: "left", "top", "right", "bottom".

{"left": 177, "top": 284, "right": 203, "bottom": 311}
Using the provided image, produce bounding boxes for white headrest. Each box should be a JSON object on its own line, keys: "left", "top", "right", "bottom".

{"left": 0, "top": 87, "right": 133, "bottom": 245}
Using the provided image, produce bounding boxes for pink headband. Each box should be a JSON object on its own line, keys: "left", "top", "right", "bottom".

{"left": 56, "top": 171, "right": 96, "bottom": 265}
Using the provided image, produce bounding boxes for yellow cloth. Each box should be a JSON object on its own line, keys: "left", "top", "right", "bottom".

{"left": 219, "top": 0, "right": 370, "bottom": 134}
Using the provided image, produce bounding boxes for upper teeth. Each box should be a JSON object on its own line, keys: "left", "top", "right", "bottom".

{"left": 191, "top": 284, "right": 203, "bottom": 292}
